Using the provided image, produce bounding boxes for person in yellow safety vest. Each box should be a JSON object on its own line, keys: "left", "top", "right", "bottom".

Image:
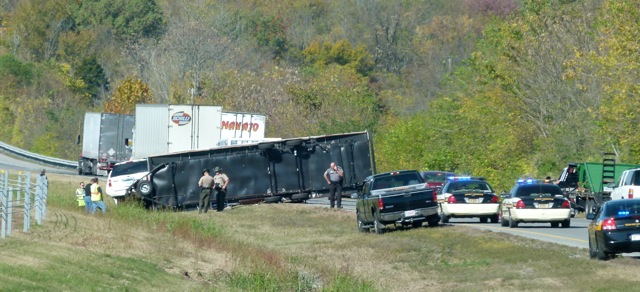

{"left": 75, "top": 182, "right": 86, "bottom": 207}
{"left": 90, "top": 177, "right": 107, "bottom": 214}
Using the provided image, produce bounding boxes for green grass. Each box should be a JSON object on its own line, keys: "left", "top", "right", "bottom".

{"left": 1, "top": 173, "right": 640, "bottom": 291}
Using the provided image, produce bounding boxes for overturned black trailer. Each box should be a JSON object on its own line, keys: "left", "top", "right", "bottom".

{"left": 134, "top": 131, "right": 376, "bottom": 209}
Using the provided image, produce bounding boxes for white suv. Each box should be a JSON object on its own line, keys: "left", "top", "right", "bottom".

{"left": 106, "top": 159, "right": 149, "bottom": 204}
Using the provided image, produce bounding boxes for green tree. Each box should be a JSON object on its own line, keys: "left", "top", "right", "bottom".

{"left": 75, "top": 56, "right": 109, "bottom": 105}
{"left": 303, "top": 39, "right": 374, "bottom": 76}
{"left": 10, "top": 0, "right": 74, "bottom": 61}
{"left": 76, "top": 0, "right": 166, "bottom": 45}
{"left": 104, "top": 78, "right": 152, "bottom": 114}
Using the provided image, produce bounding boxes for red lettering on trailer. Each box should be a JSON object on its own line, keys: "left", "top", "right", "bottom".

{"left": 221, "top": 120, "right": 260, "bottom": 132}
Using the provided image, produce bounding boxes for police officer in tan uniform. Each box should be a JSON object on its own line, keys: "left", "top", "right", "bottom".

{"left": 324, "top": 162, "right": 344, "bottom": 208}
{"left": 213, "top": 167, "right": 229, "bottom": 212}
{"left": 198, "top": 169, "right": 215, "bottom": 213}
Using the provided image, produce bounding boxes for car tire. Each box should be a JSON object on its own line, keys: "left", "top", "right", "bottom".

{"left": 501, "top": 212, "right": 509, "bottom": 227}
{"left": 263, "top": 196, "right": 282, "bottom": 203}
{"left": 595, "top": 241, "right": 609, "bottom": 260}
{"left": 357, "top": 213, "right": 370, "bottom": 233}
{"left": 441, "top": 215, "right": 450, "bottom": 223}
{"left": 550, "top": 222, "right": 560, "bottom": 228}
{"left": 412, "top": 221, "right": 423, "bottom": 228}
{"left": 588, "top": 238, "right": 597, "bottom": 259}
{"left": 508, "top": 214, "right": 518, "bottom": 228}
{"left": 428, "top": 220, "right": 439, "bottom": 227}
{"left": 561, "top": 219, "right": 570, "bottom": 228}
{"left": 138, "top": 181, "right": 153, "bottom": 196}
{"left": 479, "top": 217, "right": 488, "bottom": 223}
{"left": 374, "top": 218, "right": 385, "bottom": 234}
{"left": 490, "top": 214, "right": 499, "bottom": 223}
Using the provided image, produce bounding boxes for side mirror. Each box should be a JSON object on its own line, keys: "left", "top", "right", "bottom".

{"left": 350, "top": 193, "right": 358, "bottom": 199}
{"left": 586, "top": 213, "right": 595, "bottom": 220}
{"left": 76, "top": 134, "right": 81, "bottom": 145}
{"left": 500, "top": 191, "right": 508, "bottom": 198}
{"left": 607, "top": 182, "right": 616, "bottom": 188}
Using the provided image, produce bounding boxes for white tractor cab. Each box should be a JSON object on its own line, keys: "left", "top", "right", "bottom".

{"left": 610, "top": 168, "right": 640, "bottom": 201}
{"left": 106, "top": 159, "right": 149, "bottom": 204}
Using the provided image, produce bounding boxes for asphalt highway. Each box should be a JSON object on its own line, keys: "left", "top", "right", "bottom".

{"left": 0, "top": 152, "right": 77, "bottom": 175}
{"left": 308, "top": 198, "right": 595, "bottom": 250}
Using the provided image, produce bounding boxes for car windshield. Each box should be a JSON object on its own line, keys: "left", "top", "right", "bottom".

{"left": 515, "top": 185, "right": 563, "bottom": 198}
{"left": 604, "top": 201, "right": 640, "bottom": 217}
{"left": 449, "top": 182, "right": 492, "bottom": 193}
{"left": 372, "top": 173, "right": 424, "bottom": 190}
{"left": 422, "top": 172, "right": 454, "bottom": 182}
{"left": 111, "top": 161, "right": 148, "bottom": 177}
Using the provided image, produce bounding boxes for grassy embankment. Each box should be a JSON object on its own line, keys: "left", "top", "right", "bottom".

{"left": 0, "top": 173, "right": 639, "bottom": 291}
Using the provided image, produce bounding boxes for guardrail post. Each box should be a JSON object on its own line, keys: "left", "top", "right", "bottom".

{"left": 1, "top": 182, "right": 6, "bottom": 239}
{"left": 35, "top": 179, "right": 41, "bottom": 226}
{"left": 23, "top": 189, "right": 30, "bottom": 233}
{"left": 17, "top": 174, "right": 22, "bottom": 203}
{"left": 7, "top": 187, "right": 12, "bottom": 235}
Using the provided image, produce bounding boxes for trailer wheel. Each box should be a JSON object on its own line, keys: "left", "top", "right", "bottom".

{"left": 258, "top": 143, "right": 275, "bottom": 150}
{"left": 263, "top": 196, "right": 282, "bottom": 203}
{"left": 78, "top": 161, "right": 87, "bottom": 175}
{"left": 138, "top": 181, "right": 153, "bottom": 196}
{"left": 285, "top": 139, "right": 303, "bottom": 146}
{"left": 290, "top": 193, "right": 310, "bottom": 202}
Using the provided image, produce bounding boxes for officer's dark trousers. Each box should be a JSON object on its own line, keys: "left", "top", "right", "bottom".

{"left": 329, "top": 182, "right": 342, "bottom": 208}
{"left": 215, "top": 188, "right": 227, "bottom": 211}
{"left": 199, "top": 188, "right": 211, "bottom": 213}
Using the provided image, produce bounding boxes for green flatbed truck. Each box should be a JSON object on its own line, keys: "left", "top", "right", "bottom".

{"left": 556, "top": 153, "right": 640, "bottom": 214}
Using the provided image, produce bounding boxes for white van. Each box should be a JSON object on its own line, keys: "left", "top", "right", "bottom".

{"left": 106, "top": 159, "right": 149, "bottom": 204}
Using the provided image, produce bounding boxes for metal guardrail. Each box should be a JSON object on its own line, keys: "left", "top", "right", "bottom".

{"left": 0, "top": 141, "right": 76, "bottom": 169}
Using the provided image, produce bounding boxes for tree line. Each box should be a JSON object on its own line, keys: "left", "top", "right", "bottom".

{"left": 0, "top": 0, "right": 637, "bottom": 190}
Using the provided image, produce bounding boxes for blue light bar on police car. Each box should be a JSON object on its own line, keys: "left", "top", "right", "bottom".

{"left": 447, "top": 176, "right": 472, "bottom": 181}
{"left": 517, "top": 178, "right": 537, "bottom": 185}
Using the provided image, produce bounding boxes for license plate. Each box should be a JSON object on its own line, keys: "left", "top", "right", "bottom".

{"left": 404, "top": 210, "right": 417, "bottom": 217}
{"left": 631, "top": 234, "right": 640, "bottom": 241}
{"left": 538, "top": 204, "right": 549, "bottom": 209}
{"left": 468, "top": 198, "right": 479, "bottom": 203}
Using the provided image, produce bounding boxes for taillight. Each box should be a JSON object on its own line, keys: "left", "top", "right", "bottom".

{"left": 490, "top": 195, "right": 498, "bottom": 203}
{"left": 561, "top": 200, "right": 570, "bottom": 208}
{"left": 629, "top": 189, "right": 634, "bottom": 199}
{"left": 447, "top": 195, "right": 457, "bottom": 203}
{"left": 515, "top": 200, "right": 525, "bottom": 209}
{"left": 378, "top": 197, "right": 384, "bottom": 210}
{"left": 432, "top": 189, "right": 437, "bottom": 202}
{"left": 602, "top": 218, "right": 616, "bottom": 230}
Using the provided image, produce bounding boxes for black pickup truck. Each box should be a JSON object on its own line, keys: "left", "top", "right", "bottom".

{"left": 351, "top": 170, "right": 440, "bottom": 234}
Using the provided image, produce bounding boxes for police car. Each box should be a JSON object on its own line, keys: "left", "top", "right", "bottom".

{"left": 500, "top": 179, "right": 571, "bottom": 228}
{"left": 439, "top": 176, "right": 500, "bottom": 223}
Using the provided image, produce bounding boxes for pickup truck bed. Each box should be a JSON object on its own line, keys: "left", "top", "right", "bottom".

{"left": 353, "top": 170, "right": 440, "bottom": 234}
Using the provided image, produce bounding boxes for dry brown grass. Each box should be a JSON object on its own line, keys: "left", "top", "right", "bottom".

{"left": 4, "top": 172, "right": 640, "bottom": 291}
